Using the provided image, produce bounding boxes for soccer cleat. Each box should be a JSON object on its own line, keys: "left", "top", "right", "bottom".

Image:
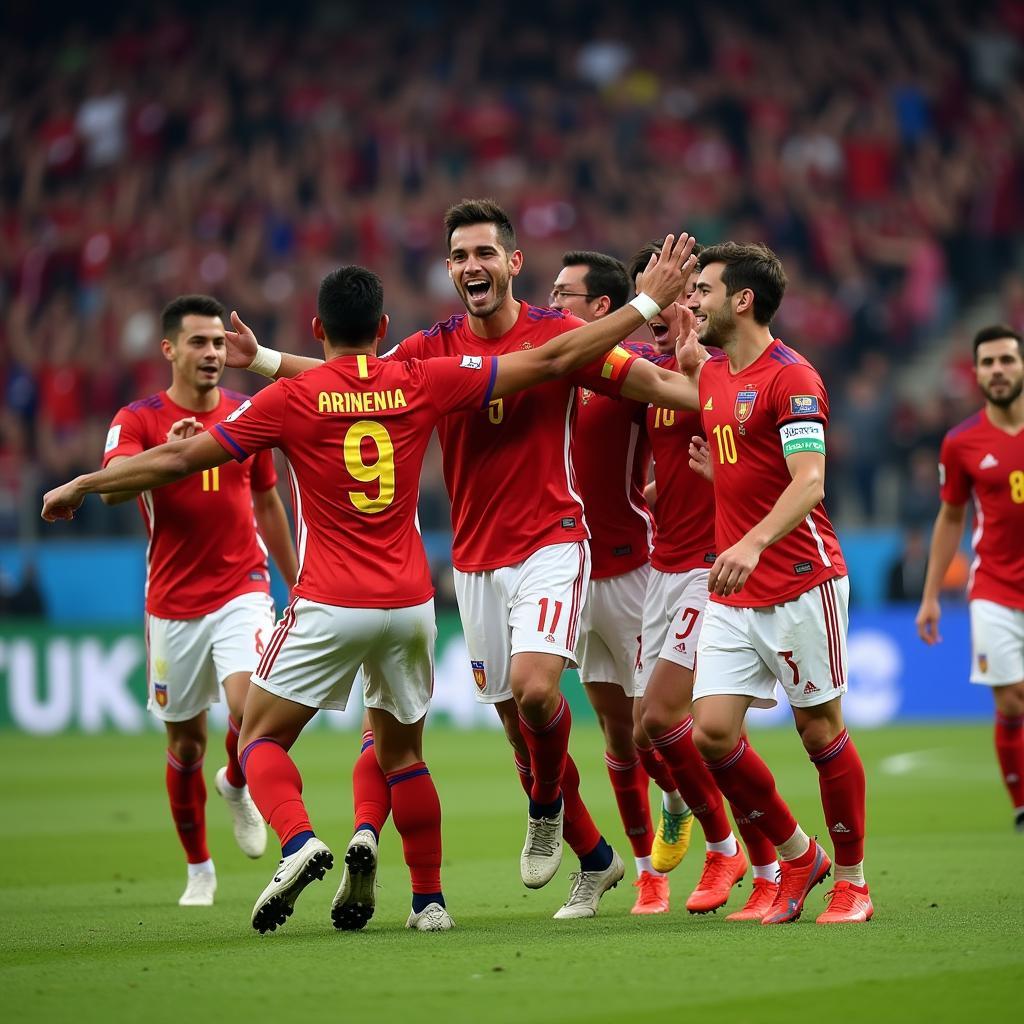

{"left": 178, "top": 870, "right": 217, "bottom": 906}
{"left": 650, "top": 807, "right": 693, "bottom": 873}
{"left": 1015, "top": 808, "right": 1024, "bottom": 833}
{"left": 251, "top": 837, "right": 333, "bottom": 934}
{"left": 331, "top": 829, "right": 378, "bottom": 931}
{"left": 725, "top": 877, "right": 779, "bottom": 922}
{"left": 406, "top": 903, "right": 455, "bottom": 931}
{"left": 815, "top": 881, "right": 874, "bottom": 924}
{"left": 215, "top": 766, "right": 268, "bottom": 859}
{"left": 761, "top": 840, "right": 832, "bottom": 925}
{"left": 553, "top": 848, "right": 626, "bottom": 919}
{"left": 520, "top": 805, "right": 564, "bottom": 889}
{"left": 685, "top": 847, "right": 748, "bottom": 914}
{"left": 630, "top": 871, "right": 670, "bottom": 915}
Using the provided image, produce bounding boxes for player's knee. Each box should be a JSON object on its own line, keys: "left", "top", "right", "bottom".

{"left": 515, "top": 681, "right": 559, "bottom": 723}
{"left": 796, "top": 715, "right": 840, "bottom": 755}
{"left": 691, "top": 721, "right": 732, "bottom": 762}
{"left": 168, "top": 734, "right": 205, "bottom": 764}
{"left": 602, "top": 719, "right": 635, "bottom": 760}
{"left": 640, "top": 701, "right": 674, "bottom": 739}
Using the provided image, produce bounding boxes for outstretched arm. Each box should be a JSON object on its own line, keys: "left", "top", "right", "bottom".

{"left": 225, "top": 311, "right": 322, "bottom": 380}
{"left": 42, "top": 433, "right": 229, "bottom": 522}
{"left": 253, "top": 485, "right": 299, "bottom": 590}
{"left": 915, "top": 502, "right": 967, "bottom": 644}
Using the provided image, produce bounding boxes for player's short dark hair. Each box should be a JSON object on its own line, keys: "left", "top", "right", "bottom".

{"left": 444, "top": 198, "right": 516, "bottom": 254}
{"left": 161, "top": 295, "right": 225, "bottom": 340}
{"left": 972, "top": 324, "right": 1024, "bottom": 362}
{"left": 317, "top": 266, "right": 384, "bottom": 346}
{"left": 627, "top": 240, "right": 704, "bottom": 287}
{"left": 561, "top": 251, "right": 630, "bottom": 311}
{"left": 697, "top": 242, "right": 787, "bottom": 325}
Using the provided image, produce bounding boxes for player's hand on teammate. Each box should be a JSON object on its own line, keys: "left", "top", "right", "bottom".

{"left": 688, "top": 435, "right": 713, "bottom": 481}
{"left": 915, "top": 598, "right": 942, "bottom": 645}
{"left": 674, "top": 305, "right": 707, "bottom": 375}
{"left": 224, "top": 310, "right": 259, "bottom": 368}
{"left": 166, "top": 417, "right": 203, "bottom": 442}
{"left": 41, "top": 479, "right": 87, "bottom": 522}
{"left": 708, "top": 537, "right": 762, "bottom": 596}
{"left": 636, "top": 233, "right": 697, "bottom": 310}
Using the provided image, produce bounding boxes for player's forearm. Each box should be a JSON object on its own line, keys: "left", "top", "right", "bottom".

{"left": 76, "top": 444, "right": 199, "bottom": 495}
{"left": 621, "top": 361, "right": 699, "bottom": 411}
{"left": 254, "top": 496, "right": 299, "bottom": 589}
{"left": 275, "top": 353, "right": 321, "bottom": 379}
{"left": 743, "top": 470, "right": 825, "bottom": 553}
{"left": 921, "top": 507, "right": 966, "bottom": 601}
{"left": 543, "top": 305, "right": 647, "bottom": 376}
{"left": 99, "top": 490, "right": 141, "bottom": 506}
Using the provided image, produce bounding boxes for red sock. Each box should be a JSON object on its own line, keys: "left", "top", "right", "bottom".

{"left": 240, "top": 738, "right": 311, "bottom": 849}
{"left": 166, "top": 750, "right": 209, "bottom": 864}
{"left": 514, "top": 752, "right": 533, "bottom": 796}
{"left": 995, "top": 713, "right": 1024, "bottom": 808}
{"left": 636, "top": 744, "right": 677, "bottom": 794}
{"left": 704, "top": 739, "right": 798, "bottom": 846}
{"left": 809, "top": 730, "right": 866, "bottom": 865}
{"left": 651, "top": 718, "right": 732, "bottom": 842}
{"left": 562, "top": 753, "right": 603, "bottom": 857}
{"left": 353, "top": 730, "right": 391, "bottom": 834}
{"left": 387, "top": 763, "right": 442, "bottom": 894}
{"left": 605, "top": 754, "right": 653, "bottom": 858}
{"left": 224, "top": 717, "right": 246, "bottom": 788}
{"left": 730, "top": 801, "right": 777, "bottom": 867}
{"left": 519, "top": 696, "right": 572, "bottom": 804}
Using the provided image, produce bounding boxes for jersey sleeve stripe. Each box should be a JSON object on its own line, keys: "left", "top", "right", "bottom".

{"left": 481, "top": 356, "right": 498, "bottom": 408}
{"left": 214, "top": 424, "right": 248, "bottom": 461}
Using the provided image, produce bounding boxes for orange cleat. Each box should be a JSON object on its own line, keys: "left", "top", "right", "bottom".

{"left": 761, "top": 840, "right": 831, "bottom": 925}
{"left": 685, "top": 847, "right": 748, "bottom": 914}
{"left": 725, "top": 877, "right": 779, "bottom": 922}
{"left": 631, "top": 871, "right": 670, "bottom": 915}
{"left": 816, "top": 880, "right": 873, "bottom": 924}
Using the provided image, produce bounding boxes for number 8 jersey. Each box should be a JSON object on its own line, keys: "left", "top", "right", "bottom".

{"left": 213, "top": 353, "right": 497, "bottom": 608}
{"left": 698, "top": 340, "right": 846, "bottom": 607}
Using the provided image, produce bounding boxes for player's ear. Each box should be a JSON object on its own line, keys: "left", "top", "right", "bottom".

{"left": 160, "top": 338, "right": 175, "bottom": 362}
{"left": 735, "top": 288, "right": 754, "bottom": 315}
{"left": 377, "top": 313, "right": 389, "bottom": 341}
{"left": 446, "top": 259, "right": 453, "bottom": 279}
{"left": 509, "top": 249, "right": 524, "bottom": 276}
{"left": 311, "top": 316, "right": 326, "bottom": 342}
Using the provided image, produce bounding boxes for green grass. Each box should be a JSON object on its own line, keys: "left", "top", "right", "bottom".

{"left": 2, "top": 724, "right": 1022, "bottom": 1023}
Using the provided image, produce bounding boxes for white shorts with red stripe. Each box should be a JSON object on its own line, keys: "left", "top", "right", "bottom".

{"left": 252, "top": 597, "right": 436, "bottom": 724}
{"left": 453, "top": 541, "right": 591, "bottom": 704}
{"left": 693, "top": 575, "right": 849, "bottom": 709}
{"left": 576, "top": 563, "right": 648, "bottom": 691}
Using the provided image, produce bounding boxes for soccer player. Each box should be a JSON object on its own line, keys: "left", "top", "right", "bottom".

{"left": 550, "top": 250, "right": 690, "bottom": 915}
{"left": 626, "top": 243, "right": 781, "bottom": 921}
{"left": 222, "top": 200, "right": 705, "bottom": 918}
{"left": 681, "top": 242, "right": 872, "bottom": 925}
{"left": 43, "top": 248, "right": 698, "bottom": 932}
{"left": 97, "top": 295, "right": 298, "bottom": 906}
{"left": 916, "top": 325, "right": 1024, "bottom": 832}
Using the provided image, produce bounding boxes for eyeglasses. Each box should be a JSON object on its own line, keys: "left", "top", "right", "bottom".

{"left": 549, "top": 289, "right": 598, "bottom": 303}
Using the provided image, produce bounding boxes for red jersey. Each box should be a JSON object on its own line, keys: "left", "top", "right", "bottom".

{"left": 698, "top": 340, "right": 846, "bottom": 607}
{"left": 647, "top": 355, "right": 717, "bottom": 574}
{"left": 387, "top": 302, "right": 640, "bottom": 572}
{"left": 103, "top": 389, "right": 276, "bottom": 619}
{"left": 212, "top": 353, "right": 498, "bottom": 608}
{"left": 939, "top": 409, "right": 1024, "bottom": 609}
{"left": 573, "top": 387, "right": 652, "bottom": 579}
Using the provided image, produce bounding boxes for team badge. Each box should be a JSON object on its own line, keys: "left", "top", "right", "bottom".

{"left": 789, "top": 395, "right": 819, "bottom": 416}
{"left": 154, "top": 683, "right": 168, "bottom": 708}
{"left": 471, "top": 660, "right": 487, "bottom": 691}
{"left": 978, "top": 654, "right": 989, "bottom": 673}
{"left": 734, "top": 389, "right": 758, "bottom": 423}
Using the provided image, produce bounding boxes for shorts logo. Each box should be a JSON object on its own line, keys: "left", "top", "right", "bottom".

{"left": 104, "top": 425, "right": 122, "bottom": 452}
{"left": 978, "top": 653, "right": 989, "bottom": 673}
{"left": 674, "top": 641, "right": 687, "bottom": 654}
{"left": 789, "top": 395, "right": 819, "bottom": 416}
{"left": 734, "top": 389, "right": 758, "bottom": 423}
{"left": 803, "top": 680, "right": 820, "bottom": 695}
{"left": 471, "top": 660, "right": 487, "bottom": 691}
{"left": 545, "top": 634, "right": 556, "bottom": 643}
{"left": 154, "top": 683, "right": 168, "bottom": 708}
{"left": 460, "top": 355, "right": 483, "bottom": 370}
{"left": 255, "top": 629, "right": 265, "bottom": 656}
{"left": 224, "top": 399, "right": 252, "bottom": 423}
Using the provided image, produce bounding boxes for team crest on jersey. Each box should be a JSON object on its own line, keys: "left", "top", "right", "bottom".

{"left": 154, "top": 683, "right": 168, "bottom": 708}
{"left": 580, "top": 388, "right": 594, "bottom": 405}
{"left": 978, "top": 653, "right": 989, "bottom": 673}
{"left": 734, "top": 389, "right": 758, "bottom": 423}
{"left": 471, "top": 660, "right": 487, "bottom": 691}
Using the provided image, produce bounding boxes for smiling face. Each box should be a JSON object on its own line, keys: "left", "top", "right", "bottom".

{"left": 162, "top": 314, "right": 226, "bottom": 392}
{"left": 691, "top": 262, "right": 739, "bottom": 348}
{"left": 976, "top": 337, "right": 1024, "bottom": 408}
{"left": 447, "top": 222, "right": 522, "bottom": 319}
{"left": 635, "top": 266, "right": 701, "bottom": 353}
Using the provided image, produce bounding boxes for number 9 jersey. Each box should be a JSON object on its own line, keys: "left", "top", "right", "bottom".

{"left": 698, "top": 340, "right": 846, "bottom": 607}
{"left": 212, "top": 353, "right": 497, "bottom": 609}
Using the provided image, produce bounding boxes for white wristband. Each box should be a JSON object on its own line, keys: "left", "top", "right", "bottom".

{"left": 247, "top": 345, "right": 283, "bottom": 378}
{"left": 628, "top": 292, "right": 661, "bottom": 322}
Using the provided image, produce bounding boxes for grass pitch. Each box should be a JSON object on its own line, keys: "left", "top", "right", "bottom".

{"left": 3, "top": 723, "right": 1022, "bottom": 1023}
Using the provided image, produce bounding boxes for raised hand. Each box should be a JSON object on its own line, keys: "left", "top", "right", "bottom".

{"left": 675, "top": 304, "right": 706, "bottom": 375}
{"left": 224, "top": 310, "right": 259, "bottom": 368}
{"left": 636, "top": 233, "right": 697, "bottom": 311}
{"left": 166, "top": 417, "right": 203, "bottom": 442}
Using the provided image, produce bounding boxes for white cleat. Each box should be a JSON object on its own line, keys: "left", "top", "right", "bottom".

{"left": 553, "top": 848, "right": 625, "bottom": 919}
{"left": 405, "top": 903, "right": 455, "bottom": 931}
{"left": 215, "top": 766, "right": 267, "bottom": 859}
{"left": 331, "top": 829, "right": 378, "bottom": 931}
{"left": 251, "top": 837, "right": 333, "bottom": 934}
{"left": 179, "top": 870, "right": 217, "bottom": 907}
{"left": 520, "top": 805, "right": 564, "bottom": 889}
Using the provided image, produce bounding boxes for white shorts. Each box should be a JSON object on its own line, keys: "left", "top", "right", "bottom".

{"left": 146, "top": 591, "right": 276, "bottom": 723}
{"left": 969, "top": 599, "right": 1024, "bottom": 685}
{"left": 576, "top": 564, "right": 649, "bottom": 692}
{"left": 693, "top": 576, "right": 849, "bottom": 710}
{"left": 454, "top": 541, "right": 591, "bottom": 704}
{"left": 252, "top": 598, "right": 436, "bottom": 724}
{"left": 634, "top": 568, "right": 711, "bottom": 694}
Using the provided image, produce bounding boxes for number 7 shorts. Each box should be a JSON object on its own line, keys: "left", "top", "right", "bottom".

{"left": 693, "top": 575, "right": 849, "bottom": 709}
{"left": 453, "top": 541, "right": 591, "bottom": 704}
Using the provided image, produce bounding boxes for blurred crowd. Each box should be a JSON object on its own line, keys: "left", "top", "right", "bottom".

{"left": 2, "top": 0, "right": 1023, "bottom": 595}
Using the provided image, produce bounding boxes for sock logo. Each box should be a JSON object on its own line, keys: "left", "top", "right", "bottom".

{"left": 831, "top": 822, "right": 851, "bottom": 833}
{"left": 747, "top": 809, "right": 765, "bottom": 819}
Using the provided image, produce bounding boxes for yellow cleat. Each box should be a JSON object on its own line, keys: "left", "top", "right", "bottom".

{"left": 650, "top": 807, "right": 693, "bottom": 873}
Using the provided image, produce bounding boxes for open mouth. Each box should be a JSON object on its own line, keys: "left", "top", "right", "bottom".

{"left": 650, "top": 322, "right": 669, "bottom": 342}
{"left": 465, "top": 279, "right": 491, "bottom": 303}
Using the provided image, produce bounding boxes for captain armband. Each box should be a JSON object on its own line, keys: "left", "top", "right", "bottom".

{"left": 779, "top": 420, "right": 825, "bottom": 457}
